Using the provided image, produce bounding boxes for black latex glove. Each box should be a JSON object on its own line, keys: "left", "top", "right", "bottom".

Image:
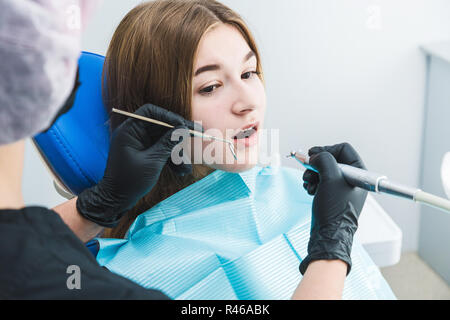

{"left": 76, "top": 104, "right": 200, "bottom": 228}
{"left": 299, "top": 143, "right": 368, "bottom": 276}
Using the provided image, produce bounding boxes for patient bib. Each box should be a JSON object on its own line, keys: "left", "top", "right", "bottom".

{"left": 96, "top": 166, "right": 395, "bottom": 300}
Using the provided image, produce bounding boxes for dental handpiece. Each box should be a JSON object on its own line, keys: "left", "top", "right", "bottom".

{"left": 289, "top": 151, "right": 450, "bottom": 214}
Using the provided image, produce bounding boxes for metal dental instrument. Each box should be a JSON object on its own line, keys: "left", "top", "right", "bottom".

{"left": 112, "top": 108, "right": 238, "bottom": 160}
{"left": 288, "top": 150, "right": 450, "bottom": 214}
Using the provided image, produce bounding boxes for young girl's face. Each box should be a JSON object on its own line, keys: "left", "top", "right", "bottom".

{"left": 191, "top": 23, "right": 266, "bottom": 173}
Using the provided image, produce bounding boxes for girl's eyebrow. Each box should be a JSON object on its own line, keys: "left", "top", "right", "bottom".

{"left": 194, "top": 50, "right": 256, "bottom": 77}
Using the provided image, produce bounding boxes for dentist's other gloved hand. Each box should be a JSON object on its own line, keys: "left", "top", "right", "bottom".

{"left": 77, "top": 104, "right": 200, "bottom": 228}
{"left": 300, "top": 143, "right": 368, "bottom": 276}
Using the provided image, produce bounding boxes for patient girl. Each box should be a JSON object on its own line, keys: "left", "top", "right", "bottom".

{"left": 104, "top": 0, "right": 266, "bottom": 238}
{"left": 97, "top": 0, "right": 393, "bottom": 301}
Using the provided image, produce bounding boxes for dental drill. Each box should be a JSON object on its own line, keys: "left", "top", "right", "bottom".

{"left": 288, "top": 151, "right": 450, "bottom": 214}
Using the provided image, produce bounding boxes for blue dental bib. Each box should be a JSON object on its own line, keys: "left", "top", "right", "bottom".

{"left": 96, "top": 166, "right": 395, "bottom": 300}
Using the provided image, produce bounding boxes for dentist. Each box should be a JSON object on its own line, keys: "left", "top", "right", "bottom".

{"left": 0, "top": 0, "right": 189, "bottom": 299}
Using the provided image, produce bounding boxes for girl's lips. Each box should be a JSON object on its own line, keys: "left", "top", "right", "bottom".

{"left": 232, "top": 121, "right": 260, "bottom": 139}
{"left": 233, "top": 127, "right": 257, "bottom": 140}
{"left": 233, "top": 126, "right": 259, "bottom": 148}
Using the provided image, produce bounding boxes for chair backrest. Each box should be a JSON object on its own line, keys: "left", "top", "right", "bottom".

{"left": 33, "top": 52, "right": 110, "bottom": 196}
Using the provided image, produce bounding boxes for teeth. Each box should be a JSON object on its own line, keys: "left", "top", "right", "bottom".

{"left": 234, "top": 126, "right": 257, "bottom": 140}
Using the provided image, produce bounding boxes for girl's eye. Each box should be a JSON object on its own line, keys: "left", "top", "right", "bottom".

{"left": 199, "top": 84, "right": 220, "bottom": 95}
{"left": 199, "top": 71, "right": 260, "bottom": 96}
{"left": 242, "top": 71, "right": 259, "bottom": 80}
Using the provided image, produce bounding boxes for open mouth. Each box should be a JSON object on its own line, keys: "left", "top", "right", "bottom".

{"left": 233, "top": 123, "right": 259, "bottom": 140}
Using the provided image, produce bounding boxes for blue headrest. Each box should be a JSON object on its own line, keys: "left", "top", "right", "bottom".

{"left": 34, "top": 52, "right": 110, "bottom": 196}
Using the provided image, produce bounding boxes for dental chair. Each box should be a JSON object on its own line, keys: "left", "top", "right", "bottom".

{"left": 33, "top": 51, "right": 109, "bottom": 256}
{"left": 33, "top": 51, "right": 109, "bottom": 199}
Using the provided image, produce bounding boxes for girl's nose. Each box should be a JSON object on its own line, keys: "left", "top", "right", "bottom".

{"left": 231, "top": 83, "right": 258, "bottom": 116}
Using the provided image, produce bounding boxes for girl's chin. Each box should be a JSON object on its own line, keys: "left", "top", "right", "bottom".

{"left": 189, "top": 142, "right": 261, "bottom": 173}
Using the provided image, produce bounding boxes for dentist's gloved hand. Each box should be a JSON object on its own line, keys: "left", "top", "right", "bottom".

{"left": 300, "top": 143, "right": 368, "bottom": 276}
{"left": 76, "top": 104, "right": 199, "bottom": 228}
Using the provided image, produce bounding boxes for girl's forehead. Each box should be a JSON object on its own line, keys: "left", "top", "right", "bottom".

{"left": 194, "top": 24, "right": 252, "bottom": 67}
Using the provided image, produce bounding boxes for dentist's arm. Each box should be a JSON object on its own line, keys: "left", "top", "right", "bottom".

{"left": 52, "top": 197, "right": 101, "bottom": 243}
{"left": 53, "top": 104, "right": 198, "bottom": 241}
{"left": 292, "top": 143, "right": 368, "bottom": 300}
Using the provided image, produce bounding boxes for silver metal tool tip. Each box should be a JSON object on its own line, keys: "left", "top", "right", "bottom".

{"left": 229, "top": 144, "right": 237, "bottom": 160}
{"left": 287, "top": 151, "right": 296, "bottom": 158}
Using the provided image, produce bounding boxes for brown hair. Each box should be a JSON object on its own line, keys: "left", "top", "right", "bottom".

{"left": 102, "top": 0, "right": 264, "bottom": 238}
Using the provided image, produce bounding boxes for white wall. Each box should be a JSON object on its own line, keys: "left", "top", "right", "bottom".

{"left": 23, "top": 140, "right": 66, "bottom": 208}
{"left": 23, "top": 0, "right": 450, "bottom": 252}
{"left": 222, "top": 0, "right": 450, "bottom": 252}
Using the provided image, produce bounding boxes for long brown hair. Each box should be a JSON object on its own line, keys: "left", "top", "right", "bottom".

{"left": 102, "top": 0, "right": 264, "bottom": 238}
